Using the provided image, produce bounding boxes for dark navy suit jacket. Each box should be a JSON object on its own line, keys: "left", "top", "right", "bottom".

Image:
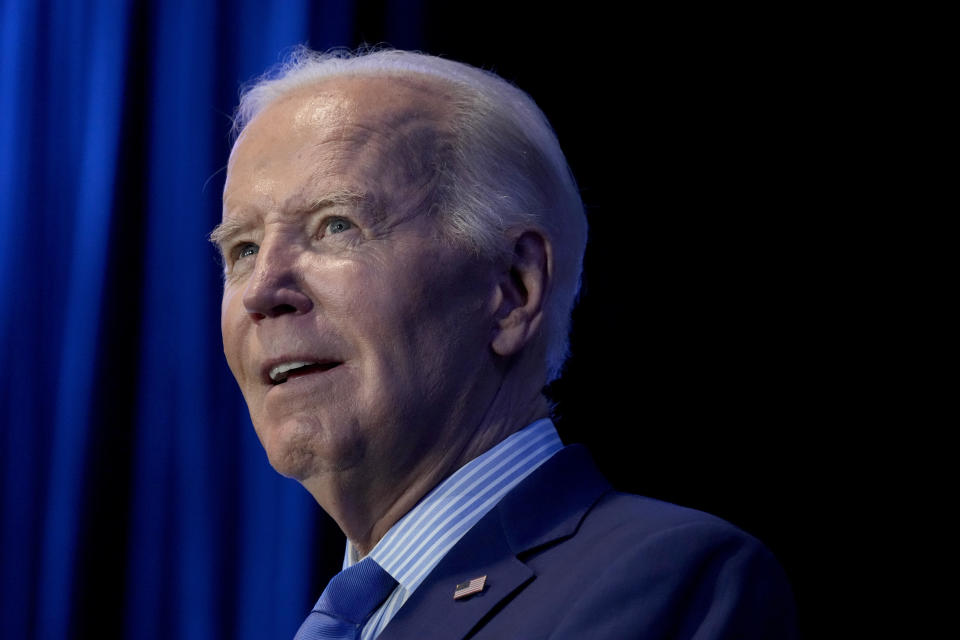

{"left": 377, "top": 445, "right": 798, "bottom": 639}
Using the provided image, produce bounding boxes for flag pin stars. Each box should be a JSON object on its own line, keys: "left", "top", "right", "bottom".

{"left": 454, "top": 575, "right": 487, "bottom": 600}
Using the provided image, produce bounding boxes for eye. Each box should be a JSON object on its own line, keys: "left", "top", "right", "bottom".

{"left": 325, "top": 218, "right": 353, "bottom": 235}
{"left": 236, "top": 242, "right": 259, "bottom": 259}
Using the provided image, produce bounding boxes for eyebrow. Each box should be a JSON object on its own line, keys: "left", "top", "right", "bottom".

{"left": 208, "top": 217, "right": 249, "bottom": 249}
{"left": 208, "top": 189, "right": 370, "bottom": 250}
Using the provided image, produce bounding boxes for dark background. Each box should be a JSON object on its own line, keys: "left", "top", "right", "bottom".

{"left": 1, "top": 2, "right": 837, "bottom": 638}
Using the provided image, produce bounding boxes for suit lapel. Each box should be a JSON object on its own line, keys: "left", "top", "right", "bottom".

{"left": 376, "top": 509, "right": 533, "bottom": 640}
{"left": 378, "top": 445, "right": 611, "bottom": 640}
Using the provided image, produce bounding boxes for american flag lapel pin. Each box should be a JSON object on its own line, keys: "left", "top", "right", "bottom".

{"left": 453, "top": 575, "right": 487, "bottom": 600}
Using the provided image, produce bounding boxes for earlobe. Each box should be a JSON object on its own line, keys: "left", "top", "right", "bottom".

{"left": 491, "top": 230, "right": 552, "bottom": 358}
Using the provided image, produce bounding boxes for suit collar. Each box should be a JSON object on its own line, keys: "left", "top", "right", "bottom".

{"left": 497, "top": 445, "right": 611, "bottom": 555}
{"left": 377, "top": 445, "right": 611, "bottom": 640}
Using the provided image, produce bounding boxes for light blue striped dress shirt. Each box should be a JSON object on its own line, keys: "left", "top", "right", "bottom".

{"left": 339, "top": 418, "right": 563, "bottom": 640}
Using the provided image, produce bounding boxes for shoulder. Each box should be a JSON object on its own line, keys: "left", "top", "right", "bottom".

{"left": 578, "top": 490, "right": 768, "bottom": 561}
{"left": 540, "top": 492, "right": 799, "bottom": 639}
{"left": 502, "top": 448, "right": 799, "bottom": 639}
{"left": 506, "top": 445, "right": 778, "bottom": 565}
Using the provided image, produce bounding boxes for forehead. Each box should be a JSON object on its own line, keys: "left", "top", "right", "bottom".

{"left": 239, "top": 74, "right": 452, "bottom": 147}
{"left": 223, "top": 74, "right": 453, "bottom": 208}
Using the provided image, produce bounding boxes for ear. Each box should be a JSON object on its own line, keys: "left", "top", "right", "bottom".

{"left": 491, "top": 230, "right": 552, "bottom": 358}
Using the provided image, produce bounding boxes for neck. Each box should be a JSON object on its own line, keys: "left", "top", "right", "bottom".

{"left": 305, "top": 383, "right": 550, "bottom": 557}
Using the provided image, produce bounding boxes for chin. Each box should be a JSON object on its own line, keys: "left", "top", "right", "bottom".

{"left": 258, "top": 414, "right": 366, "bottom": 479}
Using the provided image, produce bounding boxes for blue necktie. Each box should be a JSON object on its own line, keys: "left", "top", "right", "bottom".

{"left": 294, "top": 558, "right": 398, "bottom": 640}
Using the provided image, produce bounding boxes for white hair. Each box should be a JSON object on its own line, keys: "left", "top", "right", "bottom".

{"left": 234, "top": 47, "right": 588, "bottom": 383}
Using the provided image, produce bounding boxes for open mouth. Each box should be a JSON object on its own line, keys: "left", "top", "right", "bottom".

{"left": 268, "top": 361, "right": 340, "bottom": 384}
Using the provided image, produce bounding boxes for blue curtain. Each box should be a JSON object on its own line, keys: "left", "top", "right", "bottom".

{"left": 0, "top": 1, "right": 421, "bottom": 638}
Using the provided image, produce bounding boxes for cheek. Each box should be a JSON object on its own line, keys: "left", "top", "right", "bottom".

{"left": 220, "top": 287, "right": 248, "bottom": 378}
{"left": 393, "top": 284, "right": 482, "bottom": 381}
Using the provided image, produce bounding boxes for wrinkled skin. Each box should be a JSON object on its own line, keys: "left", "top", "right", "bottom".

{"left": 216, "top": 75, "right": 550, "bottom": 553}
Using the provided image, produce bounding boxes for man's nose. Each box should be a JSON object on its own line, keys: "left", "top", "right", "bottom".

{"left": 241, "top": 241, "right": 314, "bottom": 321}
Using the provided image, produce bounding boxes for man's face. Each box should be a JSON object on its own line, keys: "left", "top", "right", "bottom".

{"left": 219, "top": 76, "right": 498, "bottom": 488}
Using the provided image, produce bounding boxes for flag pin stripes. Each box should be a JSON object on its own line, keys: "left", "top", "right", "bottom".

{"left": 453, "top": 575, "right": 487, "bottom": 600}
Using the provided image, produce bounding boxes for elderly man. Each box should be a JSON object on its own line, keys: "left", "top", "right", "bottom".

{"left": 211, "top": 48, "right": 797, "bottom": 640}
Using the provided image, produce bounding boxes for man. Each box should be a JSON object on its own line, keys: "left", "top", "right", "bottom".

{"left": 211, "top": 48, "right": 798, "bottom": 639}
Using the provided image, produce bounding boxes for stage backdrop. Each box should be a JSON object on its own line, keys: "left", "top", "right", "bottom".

{"left": 1, "top": 2, "right": 815, "bottom": 638}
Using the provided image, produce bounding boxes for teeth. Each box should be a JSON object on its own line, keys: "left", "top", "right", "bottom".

{"left": 269, "top": 361, "right": 317, "bottom": 383}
